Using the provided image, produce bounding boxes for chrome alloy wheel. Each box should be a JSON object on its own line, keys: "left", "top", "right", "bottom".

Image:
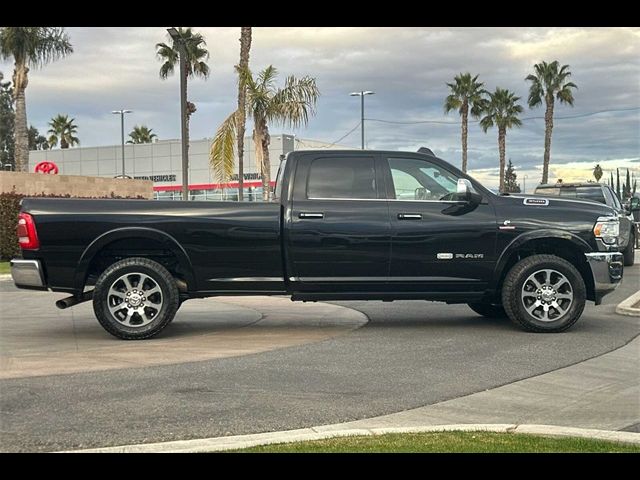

{"left": 107, "top": 272, "right": 163, "bottom": 327}
{"left": 520, "top": 268, "right": 573, "bottom": 322}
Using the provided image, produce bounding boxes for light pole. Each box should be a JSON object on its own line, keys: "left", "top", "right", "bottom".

{"left": 111, "top": 109, "right": 132, "bottom": 178}
{"left": 350, "top": 91, "right": 375, "bottom": 149}
{"left": 167, "top": 27, "right": 189, "bottom": 201}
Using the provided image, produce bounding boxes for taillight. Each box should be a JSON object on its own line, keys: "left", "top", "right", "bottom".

{"left": 17, "top": 213, "right": 40, "bottom": 250}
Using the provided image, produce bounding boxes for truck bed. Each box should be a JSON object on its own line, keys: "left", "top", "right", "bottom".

{"left": 20, "top": 198, "right": 283, "bottom": 293}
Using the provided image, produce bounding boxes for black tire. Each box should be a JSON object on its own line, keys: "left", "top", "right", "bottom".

{"left": 467, "top": 302, "right": 507, "bottom": 318}
{"left": 501, "top": 254, "right": 586, "bottom": 333}
{"left": 93, "top": 257, "right": 180, "bottom": 340}
{"left": 623, "top": 233, "right": 635, "bottom": 267}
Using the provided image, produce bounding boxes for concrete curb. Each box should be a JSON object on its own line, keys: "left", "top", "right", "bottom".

{"left": 62, "top": 424, "right": 640, "bottom": 453}
{"left": 0, "top": 274, "right": 11, "bottom": 281}
{"left": 616, "top": 289, "right": 640, "bottom": 317}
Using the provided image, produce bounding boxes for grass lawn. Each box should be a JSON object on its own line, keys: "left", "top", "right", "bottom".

{"left": 0, "top": 261, "right": 9, "bottom": 275}
{"left": 236, "top": 431, "right": 640, "bottom": 453}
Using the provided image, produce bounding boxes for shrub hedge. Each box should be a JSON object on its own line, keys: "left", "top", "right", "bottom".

{"left": 0, "top": 190, "right": 145, "bottom": 261}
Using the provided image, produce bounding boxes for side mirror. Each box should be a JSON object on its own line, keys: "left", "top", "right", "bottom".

{"left": 456, "top": 178, "right": 482, "bottom": 205}
{"left": 415, "top": 187, "right": 428, "bottom": 200}
{"left": 631, "top": 197, "right": 640, "bottom": 211}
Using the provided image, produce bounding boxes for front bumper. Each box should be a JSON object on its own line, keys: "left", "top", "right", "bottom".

{"left": 10, "top": 259, "right": 47, "bottom": 290}
{"left": 585, "top": 252, "right": 623, "bottom": 304}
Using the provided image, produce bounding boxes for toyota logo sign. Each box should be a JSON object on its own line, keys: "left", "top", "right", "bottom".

{"left": 34, "top": 161, "right": 59, "bottom": 174}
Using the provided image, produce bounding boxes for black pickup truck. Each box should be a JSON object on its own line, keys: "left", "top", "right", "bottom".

{"left": 11, "top": 148, "right": 624, "bottom": 339}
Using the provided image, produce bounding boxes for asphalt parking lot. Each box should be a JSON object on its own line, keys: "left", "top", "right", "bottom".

{"left": 0, "top": 265, "right": 638, "bottom": 452}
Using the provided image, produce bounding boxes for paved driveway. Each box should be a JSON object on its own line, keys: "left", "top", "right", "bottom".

{"left": 0, "top": 266, "right": 638, "bottom": 452}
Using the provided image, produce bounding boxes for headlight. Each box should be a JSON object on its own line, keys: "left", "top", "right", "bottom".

{"left": 593, "top": 217, "right": 619, "bottom": 245}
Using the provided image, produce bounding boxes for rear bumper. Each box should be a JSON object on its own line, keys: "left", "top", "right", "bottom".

{"left": 585, "top": 252, "right": 623, "bottom": 305}
{"left": 10, "top": 259, "right": 47, "bottom": 290}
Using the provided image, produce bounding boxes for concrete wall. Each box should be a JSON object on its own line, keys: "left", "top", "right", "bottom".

{"left": 0, "top": 171, "right": 153, "bottom": 199}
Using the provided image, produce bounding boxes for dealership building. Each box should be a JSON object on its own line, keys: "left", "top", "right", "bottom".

{"left": 28, "top": 135, "right": 349, "bottom": 201}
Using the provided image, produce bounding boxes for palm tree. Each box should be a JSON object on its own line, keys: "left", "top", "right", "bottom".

{"left": 236, "top": 27, "right": 252, "bottom": 201}
{"left": 444, "top": 73, "right": 487, "bottom": 173}
{"left": 479, "top": 88, "right": 523, "bottom": 193}
{"left": 525, "top": 60, "right": 577, "bottom": 184}
{"left": 127, "top": 125, "right": 157, "bottom": 144}
{"left": 47, "top": 114, "right": 79, "bottom": 149}
{"left": 156, "top": 27, "right": 209, "bottom": 177}
{"left": 210, "top": 65, "right": 319, "bottom": 201}
{"left": 28, "top": 125, "right": 50, "bottom": 150}
{"left": 0, "top": 27, "right": 72, "bottom": 171}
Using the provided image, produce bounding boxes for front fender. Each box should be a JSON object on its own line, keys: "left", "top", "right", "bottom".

{"left": 74, "top": 227, "right": 196, "bottom": 291}
{"left": 490, "top": 229, "right": 592, "bottom": 290}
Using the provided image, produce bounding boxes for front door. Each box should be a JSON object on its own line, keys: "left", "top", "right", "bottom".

{"left": 287, "top": 153, "right": 391, "bottom": 290}
{"left": 383, "top": 155, "right": 497, "bottom": 293}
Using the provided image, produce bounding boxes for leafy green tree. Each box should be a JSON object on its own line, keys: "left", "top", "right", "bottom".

{"left": 504, "top": 159, "right": 521, "bottom": 193}
{"left": 47, "top": 114, "right": 79, "bottom": 149}
{"left": 156, "top": 27, "right": 209, "bottom": 177}
{"left": 0, "top": 71, "right": 15, "bottom": 169}
{"left": 616, "top": 168, "right": 621, "bottom": 199}
{"left": 235, "top": 27, "right": 252, "bottom": 201}
{"left": 525, "top": 60, "right": 577, "bottom": 184}
{"left": 0, "top": 27, "right": 72, "bottom": 171}
{"left": 127, "top": 125, "right": 157, "bottom": 144}
{"left": 444, "top": 73, "right": 487, "bottom": 173}
{"left": 210, "top": 65, "right": 320, "bottom": 201}
{"left": 480, "top": 88, "right": 524, "bottom": 193}
{"left": 593, "top": 164, "right": 603, "bottom": 182}
{"left": 28, "top": 125, "right": 49, "bottom": 150}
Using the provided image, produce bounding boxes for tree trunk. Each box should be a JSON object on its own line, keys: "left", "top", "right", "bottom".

{"left": 236, "top": 27, "right": 252, "bottom": 201}
{"left": 61, "top": 137, "right": 69, "bottom": 149}
{"left": 498, "top": 127, "right": 506, "bottom": 194}
{"left": 12, "top": 63, "right": 29, "bottom": 172}
{"left": 261, "top": 123, "right": 271, "bottom": 201}
{"left": 541, "top": 94, "right": 554, "bottom": 184}
{"left": 461, "top": 100, "right": 468, "bottom": 173}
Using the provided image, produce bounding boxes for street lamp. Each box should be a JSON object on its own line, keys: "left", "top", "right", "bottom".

{"left": 167, "top": 27, "right": 189, "bottom": 201}
{"left": 350, "top": 91, "right": 375, "bottom": 149}
{"left": 111, "top": 109, "right": 132, "bottom": 178}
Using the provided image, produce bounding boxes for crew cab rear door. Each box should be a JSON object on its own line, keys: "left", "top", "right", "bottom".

{"left": 286, "top": 152, "right": 391, "bottom": 289}
{"left": 382, "top": 154, "right": 497, "bottom": 293}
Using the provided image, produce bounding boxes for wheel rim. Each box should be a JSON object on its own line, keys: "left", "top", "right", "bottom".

{"left": 107, "top": 272, "right": 163, "bottom": 328}
{"left": 520, "top": 268, "right": 573, "bottom": 322}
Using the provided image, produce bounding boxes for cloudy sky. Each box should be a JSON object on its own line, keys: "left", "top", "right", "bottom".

{"left": 1, "top": 27, "right": 639, "bottom": 189}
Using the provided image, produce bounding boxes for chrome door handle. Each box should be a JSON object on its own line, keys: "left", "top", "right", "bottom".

{"left": 299, "top": 212, "right": 324, "bottom": 219}
{"left": 398, "top": 213, "right": 422, "bottom": 220}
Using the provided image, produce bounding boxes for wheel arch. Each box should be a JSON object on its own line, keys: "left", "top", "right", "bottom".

{"left": 74, "top": 227, "right": 196, "bottom": 292}
{"left": 491, "top": 231, "right": 595, "bottom": 302}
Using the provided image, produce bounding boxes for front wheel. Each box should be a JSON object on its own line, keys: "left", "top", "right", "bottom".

{"left": 93, "top": 257, "right": 180, "bottom": 340}
{"left": 501, "top": 254, "right": 586, "bottom": 333}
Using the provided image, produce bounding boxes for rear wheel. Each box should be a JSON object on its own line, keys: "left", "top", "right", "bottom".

{"left": 93, "top": 257, "right": 180, "bottom": 340}
{"left": 623, "top": 233, "right": 635, "bottom": 266}
{"left": 467, "top": 302, "right": 507, "bottom": 318}
{"left": 502, "top": 254, "right": 586, "bottom": 333}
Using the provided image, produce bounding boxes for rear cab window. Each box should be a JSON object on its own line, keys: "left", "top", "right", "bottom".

{"left": 306, "top": 156, "right": 377, "bottom": 199}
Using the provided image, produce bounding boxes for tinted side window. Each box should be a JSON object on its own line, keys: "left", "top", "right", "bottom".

{"left": 307, "top": 157, "right": 377, "bottom": 199}
{"left": 575, "top": 186, "right": 606, "bottom": 204}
